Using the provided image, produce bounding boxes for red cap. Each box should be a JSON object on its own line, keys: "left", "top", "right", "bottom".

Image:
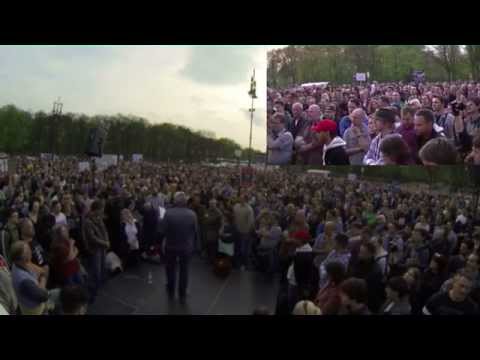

{"left": 311, "top": 119, "right": 337, "bottom": 133}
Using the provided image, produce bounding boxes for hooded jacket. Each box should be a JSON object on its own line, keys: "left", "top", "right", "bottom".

{"left": 323, "top": 136, "right": 350, "bottom": 165}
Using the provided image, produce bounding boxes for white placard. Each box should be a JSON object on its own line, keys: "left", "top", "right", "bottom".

{"left": 95, "top": 154, "right": 118, "bottom": 169}
{"left": 355, "top": 73, "right": 366, "bottom": 82}
{"left": 132, "top": 154, "right": 143, "bottom": 162}
{"left": 0, "top": 159, "right": 7, "bottom": 173}
{"left": 78, "top": 162, "right": 90, "bottom": 172}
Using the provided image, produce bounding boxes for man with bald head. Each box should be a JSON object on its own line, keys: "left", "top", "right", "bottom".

{"left": 288, "top": 102, "right": 309, "bottom": 140}
{"left": 296, "top": 104, "right": 324, "bottom": 165}
{"left": 343, "top": 108, "right": 371, "bottom": 165}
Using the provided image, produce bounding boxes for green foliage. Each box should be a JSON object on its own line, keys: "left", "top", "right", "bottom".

{"left": 0, "top": 105, "right": 260, "bottom": 162}
{"left": 268, "top": 45, "right": 474, "bottom": 86}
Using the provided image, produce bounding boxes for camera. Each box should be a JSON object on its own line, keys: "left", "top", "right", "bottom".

{"left": 450, "top": 101, "right": 466, "bottom": 116}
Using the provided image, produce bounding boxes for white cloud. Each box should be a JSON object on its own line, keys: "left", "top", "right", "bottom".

{"left": 0, "top": 45, "right": 267, "bottom": 151}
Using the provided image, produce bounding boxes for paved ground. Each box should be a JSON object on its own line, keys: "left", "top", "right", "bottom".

{"left": 88, "top": 257, "right": 279, "bottom": 315}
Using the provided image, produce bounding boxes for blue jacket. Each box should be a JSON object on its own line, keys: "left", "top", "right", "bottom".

{"left": 164, "top": 207, "right": 199, "bottom": 253}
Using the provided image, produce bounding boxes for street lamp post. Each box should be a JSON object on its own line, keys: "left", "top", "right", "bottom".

{"left": 51, "top": 97, "right": 63, "bottom": 157}
{"left": 248, "top": 69, "right": 257, "bottom": 168}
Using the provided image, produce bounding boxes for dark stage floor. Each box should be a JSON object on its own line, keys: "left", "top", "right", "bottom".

{"left": 87, "top": 257, "right": 279, "bottom": 315}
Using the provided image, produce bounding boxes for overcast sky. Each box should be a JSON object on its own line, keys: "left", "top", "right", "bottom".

{"left": 0, "top": 45, "right": 267, "bottom": 151}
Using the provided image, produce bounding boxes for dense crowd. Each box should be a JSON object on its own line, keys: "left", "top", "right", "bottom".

{"left": 267, "top": 82, "right": 480, "bottom": 166}
{"left": 1, "top": 157, "right": 479, "bottom": 315}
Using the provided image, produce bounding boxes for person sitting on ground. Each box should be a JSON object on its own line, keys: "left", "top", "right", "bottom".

{"left": 315, "top": 261, "right": 346, "bottom": 315}
{"left": 338, "top": 278, "right": 371, "bottom": 315}
{"left": 423, "top": 268, "right": 478, "bottom": 315}
{"left": 419, "top": 137, "right": 460, "bottom": 165}
{"left": 10, "top": 242, "right": 49, "bottom": 315}
{"left": 311, "top": 119, "right": 350, "bottom": 165}
{"left": 59, "top": 285, "right": 89, "bottom": 315}
{"left": 380, "top": 276, "right": 412, "bottom": 315}
{"left": 292, "top": 300, "right": 322, "bottom": 315}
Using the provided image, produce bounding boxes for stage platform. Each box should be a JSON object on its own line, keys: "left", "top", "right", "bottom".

{"left": 88, "top": 257, "right": 279, "bottom": 315}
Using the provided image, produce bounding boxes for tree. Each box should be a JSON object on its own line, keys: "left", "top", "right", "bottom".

{"left": 465, "top": 45, "right": 480, "bottom": 81}
{"left": 431, "top": 45, "right": 462, "bottom": 82}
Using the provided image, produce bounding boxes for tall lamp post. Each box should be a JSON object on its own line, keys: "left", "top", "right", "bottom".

{"left": 248, "top": 69, "right": 257, "bottom": 168}
{"left": 51, "top": 97, "right": 63, "bottom": 157}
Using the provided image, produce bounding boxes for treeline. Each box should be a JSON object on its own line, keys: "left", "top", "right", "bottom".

{"left": 0, "top": 104, "right": 264, "bottom": 162}
{"left": 268, "top": 45, "right": 480, "bottom": 87}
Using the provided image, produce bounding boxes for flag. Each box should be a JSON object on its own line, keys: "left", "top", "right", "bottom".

{"left": 248, "top": 69, "right": 257, "bottom": 99}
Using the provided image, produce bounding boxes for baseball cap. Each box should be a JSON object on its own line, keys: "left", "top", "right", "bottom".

{"left": 311, "top": 119, "right": 337, "bottom": 133}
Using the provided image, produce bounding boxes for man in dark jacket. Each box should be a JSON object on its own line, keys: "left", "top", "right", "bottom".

{"left": 413, "top": 109, "right": 445, "bottom": 164}
{"left": 349, "top": 242, "right": 385, "bottom": 313}
{"left": 164, "top": 192, "right": 199, "bottom": 304}
{"left": 311, "top": 119, "right": 350, "bottom": 165}
{"left": 83, "top": 200, "right": 110, "bottom": 303}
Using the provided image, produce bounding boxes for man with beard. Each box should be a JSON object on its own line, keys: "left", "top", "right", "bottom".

{"left": 396, "top": 106, "right": 418, "bottom": 158}
{"left": 413, "top": 109, "right": 445, "bottom": 164}
{"left": 348, "top": 242, "right": 385, "bottom": 313}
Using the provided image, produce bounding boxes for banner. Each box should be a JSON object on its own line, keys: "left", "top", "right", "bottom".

{"left": 132, "top": 154, "right": 143, "bottom": 162}
{"left": 355, "top": 73, "right": 367, "bottom": 82}
{"left": 95, "top": 154, "right": 118, "bottom": 170}
{"left": 0, "top": 159, "right": 7, "bottom": 174}
{"left": 78, "top": 162, "right": 90, "bottom": 172}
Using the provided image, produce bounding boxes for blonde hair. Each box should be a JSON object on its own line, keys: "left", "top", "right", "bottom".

{"left": 292, "top": 301, "right": 322, "bottom": 315}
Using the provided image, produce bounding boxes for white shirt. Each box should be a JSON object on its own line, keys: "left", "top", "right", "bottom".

{"left": 125, "top": 222, "right": 139, "bottom": 250}
{"left": 55, "top": 212, "right": 67, "bottom": 226}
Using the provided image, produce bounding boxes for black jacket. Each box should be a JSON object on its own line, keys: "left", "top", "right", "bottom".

{"left": 324, "top": 137, "right": 350, "bottom": 165}
{"left": 350, "top": 259, "right": 385, "bottom": 313}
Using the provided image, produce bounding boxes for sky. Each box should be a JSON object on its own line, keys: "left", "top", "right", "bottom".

{"left": 0, "top": 45, "right": 268, "bottom": 151}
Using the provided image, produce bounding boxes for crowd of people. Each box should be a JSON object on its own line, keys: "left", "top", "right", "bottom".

{"left": 1, "top": 157, "right": 480, "bottom": 315}
{"left": 267, "top": 81, "right": 480, "bottom": 166}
